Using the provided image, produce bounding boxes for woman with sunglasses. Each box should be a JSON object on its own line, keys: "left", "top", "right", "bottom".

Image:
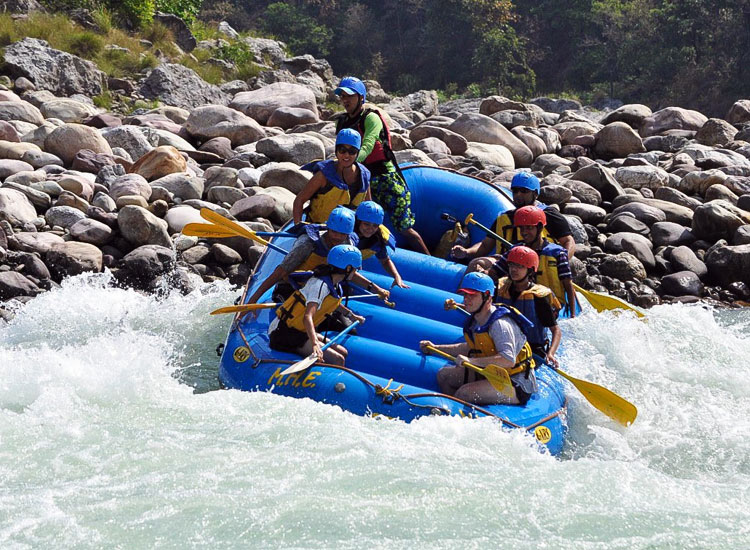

{"left": 269, "top": 245, "right": 366, "bottom": 366}
{"left": 355, "top": 201, "right": 409, "bottom": 289}
{"left": 334, "top": 76, "right": 431, "bottom": 256}
{"left": 293, "top": 129, "right": 371, "bottom": 225}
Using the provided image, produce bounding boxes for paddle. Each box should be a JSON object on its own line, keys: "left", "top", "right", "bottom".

{"left": 183, "top": 223, "right": 294, "bottom": 239}
{"left": 198, "top": 208, "right": 288, "bottom": 254}
{"left": 445, "top": 298, "right": 636, "bottom": 425}
{"left": 423, "top": 345, "right": 515, "bottom": 399}
{"left": 540, "top": 358, "right": 638, "bottom": 427}
{"left": 279, "top": 320, "right": 361, "bottom": 375}
{"left": 211, "top": 294, "right": 380, "bottom": 315}
{"left": 456, "top": 212, "right": 645, "bottom": 318}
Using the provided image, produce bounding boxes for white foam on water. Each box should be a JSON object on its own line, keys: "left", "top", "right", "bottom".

{"left": 1, "top": 276, "right": 749, "bottom": 549}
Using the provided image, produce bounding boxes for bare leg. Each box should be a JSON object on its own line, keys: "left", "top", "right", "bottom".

{"left": 437, "top": 366, "right": 466, "bottom": 395}
{"left": 296, "top": 334, "right": 346, "bottom": 365}
{"left": 401, "top": 227, "right": 431, "bottom": 256}
{"left": 455, "top": 380, "right": 520, "bottom": 405}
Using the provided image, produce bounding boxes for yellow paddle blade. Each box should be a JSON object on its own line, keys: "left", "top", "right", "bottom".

{"left": 554, "top": 368, "right": 638, "bottom": 427}
{"left": 210, "top": 303, "right": 278, "bottom": 315}
{"left": 472, "top": 363, "right": 515, "bottom": 399}
{"left": 199, "top": 208, "right": 271, "bottom": 247}
{"left": 573, "top": 283, "right": 646, "bottom": 318}
{"left": 182, "top": 222, "right": 237, "bottom": 238}
{"left": 424, "top": 345, "right": 514, "bottom": 398}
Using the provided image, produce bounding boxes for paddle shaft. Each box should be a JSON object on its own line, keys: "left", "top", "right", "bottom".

{"left": 199, "top": 208, "right": 289, "bottom": 254}
{"left": 424, "top": 345, "right": 513, "bottom": 396}
{"left": 211, "top": 294, "right": 382, "bottom": 315}
{"left": 279, "top": 320, "right": 361, "bottom": 375}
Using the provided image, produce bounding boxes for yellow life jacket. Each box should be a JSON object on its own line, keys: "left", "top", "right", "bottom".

{"left": 494, "top": 205, "right": 554, "bottom": 255}
{"left": 496, "top": 277, "right": 561, "bottom": 347}
{"left": 463, "top": 306, "right": 535, "bottom": 376}
{"left": 534, "top": 242, "right": 567, "bottom": 306}
{"left": 359, "top": 225, "right": 395, "bottom": 260}
{"left": 275, "top": 275, "right": 343, "bottom": 331}
{"left": 306, "top": 159, "right": 371, "bottom": 224}
{"left": 295, "top": 224, "right": 360, "bottom": 272}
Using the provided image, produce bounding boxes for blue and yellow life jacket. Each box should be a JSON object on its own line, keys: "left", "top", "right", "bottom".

{"left": 358, "top": 225, "right": 396, "bottom": 261}
{"left": 494, "top": 203, "right": 553, "bottom": 254}
{"left": 276, "top": 275, "right": 344, "bottom": 332}
{"left": 463, "top": 306, "right": 535, "bottom": 376}
{"left": 297, "top": 224, "right": 360, "bottom": 272}
{"left": 303, "top": 159, "right": 371, "bottom": 224}
{"left": 495, "top": 277, "right": 561, "bottom": 348}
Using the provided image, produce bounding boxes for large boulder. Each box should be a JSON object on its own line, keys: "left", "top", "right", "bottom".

{"left": 463, "top": 142, "right": 515, "bottom": 170}
{"left": 230, "top": 83, "right": 318, "bottom": 126}
{"left": 3, "top": 38, "right": 105, "bottom": 96}
{"left": 726, "top": 100, "right": 750, "bottom": 125}
{"left": 692, "top": 200, "right": 750, "bottom": 242}
{"left": 599, "top": 252, "right": 647, "bottom": 281}
{"left": 45, "top": 241, "right": 103, "bottom": 280}
{"left": 184, "top": 104, "right": 265, "bottom": 147}
{"left": 0, "top": 188, "right": 37, "bottom": 227}
{"left": 117, "top": 205, "right": 172, "bottom": 248}
{"left": 266, "top": 107, "right": 319, "bottom": 130}
{"left": 139, "top": 64, "right": 229, "bottom": 110}
{"left": 39, "top": 98, "right": 98, "bottom": 123}
{"left": 153, "top": 11, "right": 196, "bottom": 52}
{"left": 100, "top": 125, "right": 155, "bottom": 161}
{"left": 695, "top": 118, "right": 738, "bottom": 146}
{"left": 44, "top": 124, "right": 112, "bottom": 165}
{"left": 661, "top": 271, "right": 704, "bottom": 297}
{"left": 705, "top": 243, "right": 750, "bottom": 286}
{"left": 593, "top": 122, "right": 646, "bottom": 159}
{"left": 121, "top": 245, "right": 176, "bottom": 281}
{"left": 448, "top": 113, "right": 533, "bottom": 167}
{"left": 255, "top": 134, "right": 325, "bottom": 165}
{"left": 128, "top": 146, "right": 187, "bottom": 181}
{"left": 0, "top": 99, "right": 45, "bottom": 125}
{"left": 614, "top": 165, "right": 670, "bottom": 190}
{"left": 569, "top": 163, "right": 626, "bottom": 202}
{"left": 409, "top": 125, "right": 468, "bottom": 155}
{"left": 599, "top": 104, "right": 652, "bottom": 128}
{"left": 640, "top": 107, "right": 708, "bottom": 137}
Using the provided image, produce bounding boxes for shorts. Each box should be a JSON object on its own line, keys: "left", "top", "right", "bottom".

{"left": 269, "top": 322, "right": 308, "bottom": 352}
{"left": 370, "top": 170, "right": 416, "bottom": 232}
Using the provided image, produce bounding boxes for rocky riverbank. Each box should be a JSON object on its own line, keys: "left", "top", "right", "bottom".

{"left": 1, "top": 16, "right": 750, "bottom": 321}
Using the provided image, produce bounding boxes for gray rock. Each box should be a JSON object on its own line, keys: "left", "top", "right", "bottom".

{"left": 562, "top": 203, "right": 606, "bottom": 224}
{"left": 228, "top": 194, "right": 276, "bottom": 221}
{"left": 0, "top": 271, "right": 40, "bottom": 299}
{"left": 266, "top": 107, "right": 319, "bottom": 130}
{"left": 117, "top": 205, "right": 172, "bottom": 248}
{"left": 611, "top": 195, "right": 694, "bottom": 226}
{"left": 449, "top": 113, "right": 533, "bottom": 167}
{"left": 653, "top": 186, "right": 702, "bottom": 211}
{"left": 211, "top": 243, "right": 242, "bottom": 265}
{"left": 650, "top": 222, "right": 696, "bottom": 247}
{"left": 661, "top": 271, "right": 704, "bottom": 296}
{"left": 669, "top": 246, "right": 707, "bottom": 278}
{"left": 139, "top": 64, "right": 229, "bottom": 110}
{"left": 640, "top": 107, "right": 708, "bottom": 137}
{"left": 599, "top": 251, "right": 647, "bottom": 281}
{"left": 733, "top": 225, "right": 750, "bottom": 245}
{"left": 615, "top": 165, "right": 670, "bottom": 190}
{"left": 611, "top": 202, "right": 666, "bottom": 226}
{"left": 695, "top": 118, "right": 738, "bottom": 146}
{"left": 530, "top": 97, "right": 582, "bottom": 113}
{"left": 3, "top": 38, "right": 105, "bottom": 97}
{"left": 153, "top": 12, "right": 196, "bottom": 52}
{"left": 150, "top": 173, "right": 204, "bottom": 201}
{"left": 704, "top": 183, "right": 739, "bottom": 204}
{"left": 121, "top": 245, "right": 176, "bottom": 280}
{"left": 559, "top": 179, "right": 601, "bottom": 205}
{"left": 183, "top": 104, "right": 264, "bottom": 147}
{"left": 100, "top": 125, "right": 154, "bottom": 161}
{"left": 599, "top": 104, "right": 652, "bottom": 128}
{"left": 44, "top": 205, "right": 86, "bottom": 229}
{"left": 594, "top": 122, "right": 646, "bottom": 159}
{"left": 692, "top": 200, "right": 750, "bottom": 242}
{"left": 45, "top": 241, "right": 102, "bottom": 280}
{"left": 68, "top": 218, "right": 112, "bottom": 245}
{"left": 230, "top": 82, "right": 317, "bottom": 126}
{"left": 539, "top": 184, "right": 572, "bottom": 206}
{"left": 255, "top": 134, "right": 325, "bottom": 165}
{"left": 207, "top": 186, "right": 246, "bottom": 205}
{"left": 607, "top": 214, "right": 650, "bottom": 236}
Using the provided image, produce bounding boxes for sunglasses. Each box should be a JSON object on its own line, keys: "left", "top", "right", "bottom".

{"left": 336, "top": 145, "right": 359, "bottom": 156}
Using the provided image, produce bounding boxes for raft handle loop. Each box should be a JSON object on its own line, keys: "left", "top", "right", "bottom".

{"left": 374, "top": 379, "right": 405, "bottom": 404}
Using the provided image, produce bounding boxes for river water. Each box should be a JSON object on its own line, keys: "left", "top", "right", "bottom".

{"left": 1, "top": 273, "right": 748, "bottom": 549}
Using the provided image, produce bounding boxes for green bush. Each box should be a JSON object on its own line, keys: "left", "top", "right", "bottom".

{"left": 117, "top": 0, "right": 155, "bottom": 29}
{"left": 68, "top": 31, "right": 105, "bottom": 58}
{"left": 156, "top": 0, "right": 202, "bottom": 24}
{"left": 262, "top": 2, "right": 332, "bottom": 57}
{"left": 93, "top": 91, "right": 113, "bottom": 109}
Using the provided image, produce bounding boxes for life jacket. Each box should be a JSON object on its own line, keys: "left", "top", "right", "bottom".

{"left": 495, "top": 277, "right": 561, "bottom": 347}
{"left": 335, "top": 107, "right": 394, "bottom": 172}
{"left": 533, "top": 241, "right": 568, "bottom": 307}
{"left": 463, "top": 306, "right": 535, "bottom": 376}
{"left": 276, "top": 275, "right": 343, "bottom": 331}
{"left": 303, "top": 159, "right": 371, "bottom": 224}
{"left": 493, "top": 203, "right": 553, "bottom": 254}
{"left": 296, "top": 224, "right": 360, "bottom": 272}
{"left": 358, "top": 225, "right": 396, "bottom": 261}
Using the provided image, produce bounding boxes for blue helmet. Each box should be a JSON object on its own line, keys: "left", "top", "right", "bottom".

{"left": 328, "top": 244, "right": 362, "bottom": 270}
{"left": 355, "top": 201, "right": 384, "bottom": 225}
{"left": 335, "top": 76, "right": 367, "bottom": 102}
{"left": 458, "top": 272, "right": 495, "bottom": 295}
{"left": 336, "top": 128, "right": 361, "bottom": 150}
{"left": 510, "top": 172, "right": 540, "bottom": 193}
{"left": 326, "top": 206, "right": 355, "bottom": 234}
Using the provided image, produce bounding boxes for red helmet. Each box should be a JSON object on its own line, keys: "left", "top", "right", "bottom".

{"left": 507, "top": 246, "right": 539, "bottom": 272}
{"left": 513, "top": 205, "right": 547, "bottom": 227}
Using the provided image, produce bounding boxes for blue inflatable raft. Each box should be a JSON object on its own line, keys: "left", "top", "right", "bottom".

{"left": 218, "top": 165, "right": 568, "bottom": 455}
